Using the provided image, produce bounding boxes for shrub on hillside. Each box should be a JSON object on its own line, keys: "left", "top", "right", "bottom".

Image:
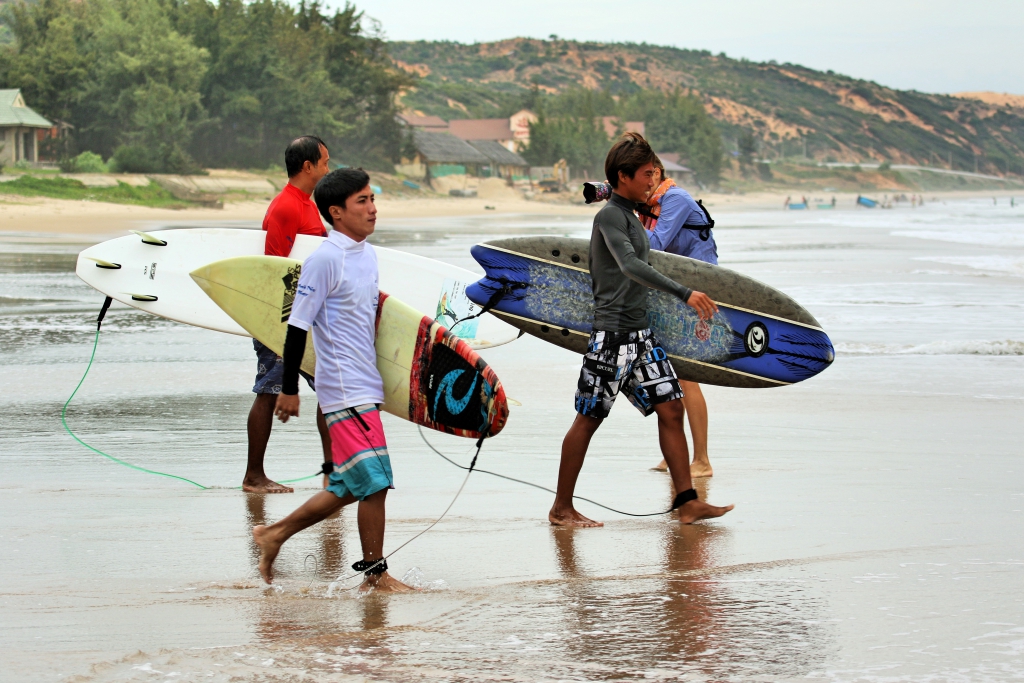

{"left": 60, "top": 151, "right": 109, "bottom": 174}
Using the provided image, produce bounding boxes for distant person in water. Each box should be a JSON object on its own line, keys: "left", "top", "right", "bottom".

{"left": 548, "top": 132, "right": 733, "bottom": 528}
{"left": 253, "top": 168, "right": 412, "bottom": 592}
{"left": 244, "top": 135, "right": 333, "bottom": 493}
{"left": 641, "top": 160, "right": 717, "bottom": 478}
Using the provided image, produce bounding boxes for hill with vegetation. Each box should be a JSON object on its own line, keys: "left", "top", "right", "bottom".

{"left": 390, "top": 38, "right": 1024, "bottom": 181}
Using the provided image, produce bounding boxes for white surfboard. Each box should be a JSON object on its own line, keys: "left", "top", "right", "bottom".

{"left": 75, "top": 228, "right": 521, "bottom": 349}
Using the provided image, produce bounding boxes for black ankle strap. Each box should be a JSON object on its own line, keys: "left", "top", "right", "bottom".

{"left": 672, "top": 489, "right": 698, "bottom": 510}
{"left": 352, "top": 558, "right": 388, "bottom": 575}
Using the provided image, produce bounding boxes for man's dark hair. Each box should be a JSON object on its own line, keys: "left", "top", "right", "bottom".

{"left": 604, "top": 132, "right": 657, "bottom": 188}
{"left": 314, "top": 168, "right": 371, "bottom": 223}
{"left": 285, "top": 135, "right": 327, "bottom": 177}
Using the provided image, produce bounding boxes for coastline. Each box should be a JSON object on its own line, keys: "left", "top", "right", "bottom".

{"left": 0, "top": 188, "right": 1020, "bottom": 239}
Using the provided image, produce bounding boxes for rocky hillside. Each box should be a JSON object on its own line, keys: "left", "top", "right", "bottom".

{"left": 390, "top": 38, "right": 1024, "bottom": 176}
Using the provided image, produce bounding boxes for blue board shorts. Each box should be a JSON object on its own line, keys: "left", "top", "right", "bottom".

{"left": 324, "top": 405, "right": 394, "bottom": 501}
{"left": 252, "top": 339, "right": 314, "bottom": 394}
{"left": 575, "top": 328, "right": 684, "bottom": 420}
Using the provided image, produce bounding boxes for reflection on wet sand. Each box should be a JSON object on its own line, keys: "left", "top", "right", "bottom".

{"left": 544, "top": 477, "right": 834, "bottom": 679}
{"left": 245, "top": 492, "right": 402, "bottom": 665}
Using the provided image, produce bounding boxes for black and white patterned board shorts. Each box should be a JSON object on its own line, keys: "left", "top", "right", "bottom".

{"left": 574, "top": 328, "right": 684, "bottom": 420}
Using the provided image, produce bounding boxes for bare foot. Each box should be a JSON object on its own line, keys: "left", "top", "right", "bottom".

{"left": 549, "top": 505, "right": 604, "bottom": 527}
{"left": 677, "top": 500, "right": 734, "bottom": 524}
{"left": 360, "top": 572, "right": 415, "bottom": 593}
{"left": 690, "top": 458, "right": 714, "bottom": 478}
{"left": 252, "top": 525, "right": 283, "bottom": 584}
{"left": 242, "top": 475, "right": 294, "bottom": 494}
{"left": 650, "top": 459, "right": 668, "bottom": 472}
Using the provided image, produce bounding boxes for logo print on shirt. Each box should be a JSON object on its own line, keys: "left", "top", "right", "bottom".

{"left": 281, "top": 264, "right": 301, "bottom": 322}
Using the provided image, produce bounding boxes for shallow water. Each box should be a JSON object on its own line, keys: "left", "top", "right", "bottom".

{"left": 2, "top": 200, "right": 1023, "bottom": 682}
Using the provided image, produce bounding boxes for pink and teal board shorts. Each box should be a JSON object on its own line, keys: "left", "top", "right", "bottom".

{"left": 324, "top": 405, "right": 394, "bottom": 501}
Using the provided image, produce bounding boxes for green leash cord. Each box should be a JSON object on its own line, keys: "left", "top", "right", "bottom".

{"left": 61, "top": 297, "right": 320, "bottom": 490}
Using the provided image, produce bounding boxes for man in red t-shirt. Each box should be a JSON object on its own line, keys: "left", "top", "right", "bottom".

{"left": 245, "top": 135, "right": 332, "bottom": 493}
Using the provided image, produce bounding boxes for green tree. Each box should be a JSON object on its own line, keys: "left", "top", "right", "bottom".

{"left": 172, "top": 0, "right": 409, "bottom": 170}
{"left": 0, "top": 0, "right": 409, "bottom": 171}
{"left": 0, "top": 0, "right": 207, "bottom": 171}
{"left": 619, "top": 89, "right": 724, "bottom": 184}
{"left": 738, "top": 130, "right": 757, "bottom": 166}
{"left": 0, "top": 0, "right": 92, "bottom": 143}
{"left": 520, "top": 88, "right": 614, "bottom": 177}
{"left": 88, "top": 0, "right": 208, "bottom": 172}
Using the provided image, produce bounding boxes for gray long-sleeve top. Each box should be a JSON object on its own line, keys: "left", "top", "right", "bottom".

{"left": 590, "top": 193, "right": 693, "bottom": 332}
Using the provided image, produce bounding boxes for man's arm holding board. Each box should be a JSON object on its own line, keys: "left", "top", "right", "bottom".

{"left": 274, "top": 324, "right": 307, "bottom": 421}
{"left": 598, "top": 219, "right": 719, "bottom": 320}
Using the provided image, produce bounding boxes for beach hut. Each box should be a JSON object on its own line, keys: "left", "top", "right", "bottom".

{"left": 0, "top": 89, "right": 53, "bottom": 167}
{"left": 395, "top": 130, "right": 490, "bottom": 186}
{"left": 466, "top": 140, "right": 529, "bottom": 180}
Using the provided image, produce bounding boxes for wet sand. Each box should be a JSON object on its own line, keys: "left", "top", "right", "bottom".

{"left": 2, "top": 202, "right": 1023, "bottom": 681}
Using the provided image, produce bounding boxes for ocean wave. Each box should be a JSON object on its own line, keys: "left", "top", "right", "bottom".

{"left": 836, "top": 340, "right": 1024, "bottom": 356}
{"left": 914, "top": 255, "right": 1024, "bottom": 277}
{"left": 894, "top": 229, "right": 1024, "bottom": 248}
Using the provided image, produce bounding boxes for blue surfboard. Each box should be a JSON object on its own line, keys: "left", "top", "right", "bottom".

{"left": 466, "top": 237, "right": 834, "bottom": 389}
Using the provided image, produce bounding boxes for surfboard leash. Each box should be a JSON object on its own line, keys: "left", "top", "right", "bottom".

{"left": 417, "top": 425, "right": 688, "bottom": 517}
{"left": 324, "top": 425, "right": 491, "bottom": 594}
{"left": 319, "top": 393, "right": 499, "bottom": 593}
{"left": 449, "top": 279, "right": 527, "bottom": 332}
{"left": 61, "top": 297, "right": 322, "bottom": 490}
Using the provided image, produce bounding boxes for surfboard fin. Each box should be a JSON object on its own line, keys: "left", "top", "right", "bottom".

{"left": 128, "top": 293, "right": 158, "bottom": 302}
{"left": 130, "top": 230, "right": 168, "bottom": 246}
{"left": 84, "top": 257, "right": 121, "bottom": 269}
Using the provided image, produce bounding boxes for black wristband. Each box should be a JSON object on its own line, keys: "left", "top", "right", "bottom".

{"left": 352, "top": 559, "right": 388, "bottom": 575}
{"left": 320, "top": 461, "right": 332, "bottom": 476}
{"left": 280, "top": 325, "right": 307, "bottom": 395}
{"left": 671, "top": 488, "right": 698, "bottom": 510}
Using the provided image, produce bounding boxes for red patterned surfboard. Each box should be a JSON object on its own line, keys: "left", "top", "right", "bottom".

{"left": 191, "top": 256, "right": 508, "bottom": 439}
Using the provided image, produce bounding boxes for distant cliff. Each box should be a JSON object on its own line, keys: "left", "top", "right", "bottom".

{"left": 390, "top": 38, "right": 1024, "bottom": 177}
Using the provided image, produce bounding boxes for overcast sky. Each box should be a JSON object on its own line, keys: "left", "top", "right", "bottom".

{"left": 356, "top": 0, "right": 1022, "bottom": 95}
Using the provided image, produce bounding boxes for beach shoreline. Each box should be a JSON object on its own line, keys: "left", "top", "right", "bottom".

{"left": 1, "top": 188, "right": 1021, "bottom": 239}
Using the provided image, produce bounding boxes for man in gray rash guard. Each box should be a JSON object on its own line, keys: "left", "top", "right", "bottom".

{"left": 548, "top": 132, "right": 734, "bottom": 527}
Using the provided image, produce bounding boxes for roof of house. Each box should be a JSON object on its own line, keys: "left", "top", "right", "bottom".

{"left": 0, "top": 90, "right": 52, "bottom": 128}
{"left": 398, "top": 113, "right": 449, "bottom": 130}
{"left": 601, "top": 117, "right": 645, "bottom": 139}
{"left": 448, "top": 118, "right": 513, "bottom": 141}
{"left": 412, "top": 130, "right": 490, "bottom": 164}
{"left": 467, "top": 140, "right": 529, "bottom": 167}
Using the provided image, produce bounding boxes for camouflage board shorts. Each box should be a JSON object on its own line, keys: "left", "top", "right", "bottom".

{"left": 574, "top": 328, "right": 683, "bottom": 420}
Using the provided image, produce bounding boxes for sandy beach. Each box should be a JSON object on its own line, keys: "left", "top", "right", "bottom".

{"left": 2, "top": 195, "right": 1023, "bottom": 681}
{"left": 5, "top": 187, "right": 1020, "bottom": 239}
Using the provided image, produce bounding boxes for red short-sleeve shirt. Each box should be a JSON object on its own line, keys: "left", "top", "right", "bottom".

{"left": 262, "top": 183, "right": 327, "bottom": 257}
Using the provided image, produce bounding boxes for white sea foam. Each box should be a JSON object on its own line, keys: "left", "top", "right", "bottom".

{"left": 915, "top": 255, "right": 1024, "bottom": 277}
{"left": 836, "top": 340, "right": 1024, "bottom": 356}
{"left": 894, "top": 229, "right": 1024, "bottom": 248}
{"left": 401, "top": 566, "right": 450, "bottom": 591}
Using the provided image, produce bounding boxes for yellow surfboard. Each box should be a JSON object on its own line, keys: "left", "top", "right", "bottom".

{"left": 191, "top": 255, "right": 508, "bottom": 439}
